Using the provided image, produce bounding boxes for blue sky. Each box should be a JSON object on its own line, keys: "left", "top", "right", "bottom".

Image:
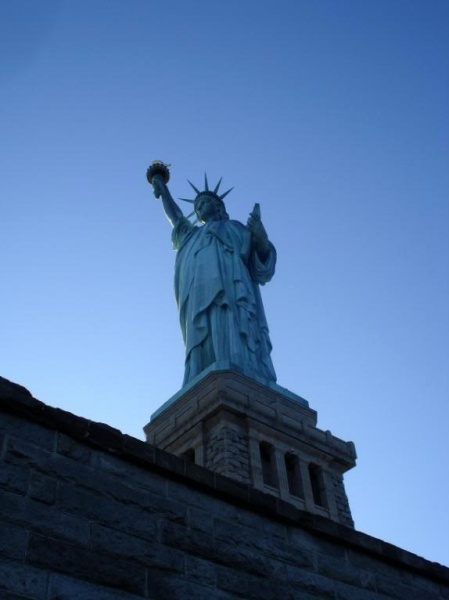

{"left": 2, "top": 0, "right": 448, "bottom": 566}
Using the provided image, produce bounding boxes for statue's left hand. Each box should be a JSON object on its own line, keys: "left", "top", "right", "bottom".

{"left": 248, "top": 203, "right": 268, "bottom": 243}
{"left": 247, "top": 204, "right": 270, "bottom": 259}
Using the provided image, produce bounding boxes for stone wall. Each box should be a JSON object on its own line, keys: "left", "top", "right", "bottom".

{"left": 1, "top": 375, "right": 448, "bottom": 600}
{"left": 329, "top": 472, "right": 353, "bottom": 529}
{"left": 205, "top": 422, "right": 251, "bottom": 483}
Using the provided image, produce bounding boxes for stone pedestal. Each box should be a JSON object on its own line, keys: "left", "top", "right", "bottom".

{"left": 144, "top": 369, "right": 357, "bottom": 527}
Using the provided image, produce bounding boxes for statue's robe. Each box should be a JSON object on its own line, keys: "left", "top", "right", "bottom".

{"left": 172, "top": 217, "right": 277, "bottom": 386}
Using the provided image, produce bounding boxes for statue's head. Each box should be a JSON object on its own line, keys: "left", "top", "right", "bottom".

{"left": 194, "top": 192, "right": 229, "bottom": 222}
{"left": 180, "top": 175, "right": 232, "bottom": 223}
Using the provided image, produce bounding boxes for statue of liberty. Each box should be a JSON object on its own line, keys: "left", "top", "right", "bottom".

{"left": 147, "top": 161, "right": 277, "bottom": 387}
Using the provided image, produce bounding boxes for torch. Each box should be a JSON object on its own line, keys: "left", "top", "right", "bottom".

{"left": 146, "top": 160, "right": 170, "bottom": 198}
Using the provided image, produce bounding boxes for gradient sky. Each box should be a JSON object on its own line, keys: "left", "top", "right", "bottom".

{"left": 1, "top": 0, "right": 448, "bottom": 566}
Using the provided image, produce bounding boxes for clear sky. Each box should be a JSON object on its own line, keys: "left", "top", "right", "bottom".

{"left": 1, "top": 0, "right": 448, "bottom": 566}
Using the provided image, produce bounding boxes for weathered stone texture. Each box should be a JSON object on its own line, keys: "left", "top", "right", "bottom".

{"left": 330, "top": 472, "right": 354, "bottom": 527}
{"left": 1, "top": 375, "right": 448, "bottom": 600}
{"left": 205, "top": 425, "right": 251, "bottom": 483}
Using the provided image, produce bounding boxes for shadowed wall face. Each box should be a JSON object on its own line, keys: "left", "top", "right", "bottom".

{"left": 0, "top": 376, "right": 448, "bottom": 599}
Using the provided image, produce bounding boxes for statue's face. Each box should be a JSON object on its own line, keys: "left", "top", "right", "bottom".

{"left": 195, "top": 195, "right": 221, "bottom": 222}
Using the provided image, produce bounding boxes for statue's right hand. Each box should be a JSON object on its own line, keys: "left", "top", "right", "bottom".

{"left": 152, "top": 176, "right": 166, "bottom": 199}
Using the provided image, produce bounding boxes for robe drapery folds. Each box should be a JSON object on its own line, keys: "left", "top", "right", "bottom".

{"left": 172, "top": 217, "right": 277, "bottom": 386}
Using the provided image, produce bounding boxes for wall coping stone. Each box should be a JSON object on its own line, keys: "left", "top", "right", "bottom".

{"left": 1, "top": 375, "right": 448, "bottom": 586}
{"left": 151, "top": 362, "right": 310, "bottom": 419}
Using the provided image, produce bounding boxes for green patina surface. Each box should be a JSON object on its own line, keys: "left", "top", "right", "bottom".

{"left": 150, "top": 164, "right": 277, "bottom": 387}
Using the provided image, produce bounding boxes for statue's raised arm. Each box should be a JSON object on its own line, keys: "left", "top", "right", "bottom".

{"left": 153, "top": 177, "right": 183, "bottom": 228}
{"left": 147, "top": 161, "right": 183, "bottom": 228}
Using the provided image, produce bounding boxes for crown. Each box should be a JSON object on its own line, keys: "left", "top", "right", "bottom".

{"left": 179, "top": 174, "right": 233, "bottom": 205}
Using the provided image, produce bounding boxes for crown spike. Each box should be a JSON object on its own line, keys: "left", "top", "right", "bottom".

{"left": 204, "top": 173, "right": 209, "bottom": 192}
{"left": 219, "top": 187, "right": 234, "bottom": 201}
{"left": 179, "top": 197, "right": 195, "bottom": 204}
{"left": 187, "top": 179, "right": 200, "bottom": 194}
{"left": 214, "top": 177, "right": 223, "bottom": 194}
